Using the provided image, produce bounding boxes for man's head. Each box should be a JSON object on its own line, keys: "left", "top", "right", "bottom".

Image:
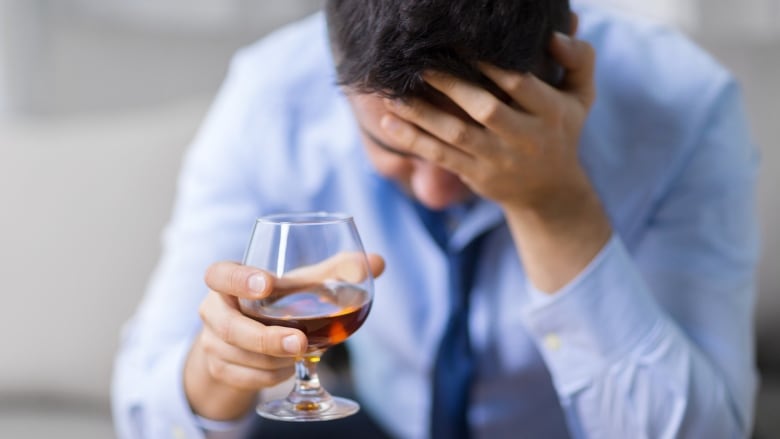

{"left": 325, "top": 0, "right": 571, "bottom": 209}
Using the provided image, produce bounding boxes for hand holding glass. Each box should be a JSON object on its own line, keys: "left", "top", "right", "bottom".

{"left": 239, "top": 213, "right": 376, "bottom": 421}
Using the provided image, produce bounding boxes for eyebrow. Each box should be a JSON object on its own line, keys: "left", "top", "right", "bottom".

{"left": 360, "top": 127, "right": 420, "bottom": 159}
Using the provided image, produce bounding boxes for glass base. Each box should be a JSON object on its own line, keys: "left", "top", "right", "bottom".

{"left": 257, "top": 397, "right": 360, "bottom": 422}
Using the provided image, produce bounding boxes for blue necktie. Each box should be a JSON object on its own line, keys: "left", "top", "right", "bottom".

{"left": 414, "top": 203, "right": 493, "bottom": 439}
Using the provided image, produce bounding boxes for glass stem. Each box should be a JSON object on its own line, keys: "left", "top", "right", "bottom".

{"left": 288, "top": 353, "right": 331, "bottom": 410}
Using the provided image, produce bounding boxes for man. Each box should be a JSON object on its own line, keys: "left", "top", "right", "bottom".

{"left": 113, "top": 0, "right": 760, "bottom": 438}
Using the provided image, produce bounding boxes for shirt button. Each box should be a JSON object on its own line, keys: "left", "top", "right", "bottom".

{"left": 544, "top": 333, "right": 562, "bottom": 351}
{"left": 172, "top": 426, "right": 186, "bottom": 439}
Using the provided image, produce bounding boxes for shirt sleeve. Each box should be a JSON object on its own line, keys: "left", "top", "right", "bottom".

{"left": 111, "top": 45, "right": 273, "bottom": 439}
{"left": 521, "top": 80, "right": 759, "bottom": 438}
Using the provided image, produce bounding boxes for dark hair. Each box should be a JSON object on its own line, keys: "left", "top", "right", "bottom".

{"left": 325, "top": 0, "right": 570, "bottom": 99}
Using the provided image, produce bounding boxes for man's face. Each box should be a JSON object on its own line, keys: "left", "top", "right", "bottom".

{"left": 346, "top": 92, "right": 473, "bottom": 211}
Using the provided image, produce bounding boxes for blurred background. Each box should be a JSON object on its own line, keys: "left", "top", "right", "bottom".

{"left": 0, "top": 0, "right": 777, "bottom": 437}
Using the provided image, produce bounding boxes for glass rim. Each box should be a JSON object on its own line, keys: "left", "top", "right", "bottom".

{"left": 256, "top": 211, "right": 354, "bottom": 225}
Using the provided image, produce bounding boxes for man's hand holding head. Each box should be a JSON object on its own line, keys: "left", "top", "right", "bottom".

{"left": 378, "top": 29, "right": 597, "bottom": 213}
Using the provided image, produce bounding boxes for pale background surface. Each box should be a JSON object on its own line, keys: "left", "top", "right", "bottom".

{"left": 0, "top": 1, "right": 778, "bottom": 437}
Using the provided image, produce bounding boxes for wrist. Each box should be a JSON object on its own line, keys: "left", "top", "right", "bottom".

{"left": 184, "top": 333, "right": 257, "bottom": 421}
{"left": 503, "top": 177, "right": 612, "bottom": 293}
{"left": 507, "top": 183, "right": 607, "bottom": 233}
{"left": 503, "top": 165, "right": 595, "bottom": 217}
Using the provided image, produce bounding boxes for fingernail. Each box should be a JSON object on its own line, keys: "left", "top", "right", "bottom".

{"left": 248, "top": 274, "right": 266, "bottom": 294}
{"left": 283, "top": 335, "right": 302, "bottom": 354}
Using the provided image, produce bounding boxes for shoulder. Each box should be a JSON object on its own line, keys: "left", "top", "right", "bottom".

{"left": 210, "top": 13, "right": 359, "bottom": 204}
{"left": 576, "top": 4, "right": 743, "bottom": 159}
{"left": 226, "top": 12, "right": 336, "bottom": 108}
{"left": 577, "top": 5, "right": 734, "bottom": 113}
{"left": 574, "top": 6, "right": 750, "bottom": 242}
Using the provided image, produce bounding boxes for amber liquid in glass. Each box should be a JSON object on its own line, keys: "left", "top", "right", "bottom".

{"left": 247, "top": 282, "right": 371, "bottom": 351}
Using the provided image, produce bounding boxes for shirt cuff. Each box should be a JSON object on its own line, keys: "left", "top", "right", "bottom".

{"left": 142, "top": 334, "right": 255, "bottom": 439}
{"left": 521, "top": 235, "right": 664, "bottom": 395}
{"left": 197, "top": 411, "right": 256, "bottom": 439}
{"left": 145, "top": 336, "right": 208, "bottom": 439}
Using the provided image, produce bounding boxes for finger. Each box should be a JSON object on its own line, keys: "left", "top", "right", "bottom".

{"left": 204, "top": 261, "right": 274, "bottom": 300}
{"left": 367, "top": 253, "right": 385, "bottom": 278}
{"left": 478, "top": 64, "right": 561, "bottom": 118}
{"left": 384, "top": 98, "right": 492, "bottom": 158}
{"left": 379, "top": 113, "right": 473, "bottom": 176}
{"left": 276, "top": 252, "right": 386, "bottom": 291}
{"left": 421, "top": 71, "right": 532, "bottom": 139}
{"left": 569, "top": 12, "right": 579, "bottom": 36}
{"left": 318, "top": 252, "right": 385, "bottom": 283}
{"left": 206, "top": 357, "right": 295, "bottom": 391}
{"left": 549, "top": 32, "right": 596, "bottom": 106}
{"left": 199, "top": 291, "right": 306, "bottom": 357}
{"left": 200, "top": 328, "right": 297, "bottom": 371}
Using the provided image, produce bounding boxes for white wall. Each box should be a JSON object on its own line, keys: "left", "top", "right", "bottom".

{"left": 582, "top": 0, "right": 780, "bottom": 38}
{"left": 0, "top": 1, "right": 320, "bottom": 425}
{"left": 0, "top": 0, "right": 5, "bottom": 113}
{"left": 0, "top": 99, "right": 207, "bottom": 401}
{"left": 579, "top": 0, "right": 699, "bottom": 30}
{"left": 0, "top": 0, "right": 322, "bottom": 114}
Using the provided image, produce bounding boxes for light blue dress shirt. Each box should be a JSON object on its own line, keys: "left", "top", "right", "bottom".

{"left": 112, "top": 5, "right": 759, "bottom": 439}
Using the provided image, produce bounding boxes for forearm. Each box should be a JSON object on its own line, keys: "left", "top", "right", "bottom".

{"left": 520, "top": 236, "right": 754, "bottom": 438}
{"left": 504, "top": 172, "right": 612, "bottom": 293}
{"left": 564, "top": 321, "right": 746, "bottom": 438}
{"left": 113, "top": 333, "right": 210, "bottom": 439}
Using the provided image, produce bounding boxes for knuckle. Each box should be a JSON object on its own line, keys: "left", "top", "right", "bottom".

{"left": 200, "top": 336, "right": 217, "bottom": 356}
{"left": 203, "top": 263, "right": 219, "bottom": 288}
{"left": 253, "top": 325, "right": 281, "bottom": 355}
{"left": 475, "top": 99, "right": 501, "bottom": 124}
{"left": 444, "top": 122, "right": 469, "bottom": 145}
{"left": 503, "top": 74, "right": 525, "bottom": 94}
{"left": 255, "top": 369, "right": 285, "bottom": 387}
{"left": 428, "top": 145, "right": 447, "bottom": 163}
{"left": 198, "top": 300, "right": 209, "bottom": 321}
{"left": 253, "top": 330, "right": 271, "bottom": 354}
{"left": 207, "top": 358, "right": 228, "bottom": 381}
{"left": 228, "top": 266, "right": 247, "bottom": 293}
{"left": 216, "top": 316, "right": 236, "bottom": 345}
{"left": 407, "top": 131, "right": 423, "bottom": 151}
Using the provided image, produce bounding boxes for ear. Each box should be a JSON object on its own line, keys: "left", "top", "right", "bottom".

{"left": 569, "top": 12, "right": 579, "bottom": 36}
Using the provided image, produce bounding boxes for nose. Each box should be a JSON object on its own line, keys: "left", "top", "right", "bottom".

{"left": 410, "top": 161, "right": 464, "bottom": 210}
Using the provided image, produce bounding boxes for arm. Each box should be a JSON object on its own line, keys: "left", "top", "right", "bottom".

{"left": 522, "top": 79, "right": 758, "bottom": 436}
{"left": 379, "top": 25, "right": 758, "bottom": 439}
{"left": 111, "top": 48, "right": 296, "bottom": 438}
{"left": 381, "top": 29, "right": 610, "bottom": 293}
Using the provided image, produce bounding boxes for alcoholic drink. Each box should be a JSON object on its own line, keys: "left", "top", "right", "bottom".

{"left": 246, "top": 282, "right": 371, "bottom": 351}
